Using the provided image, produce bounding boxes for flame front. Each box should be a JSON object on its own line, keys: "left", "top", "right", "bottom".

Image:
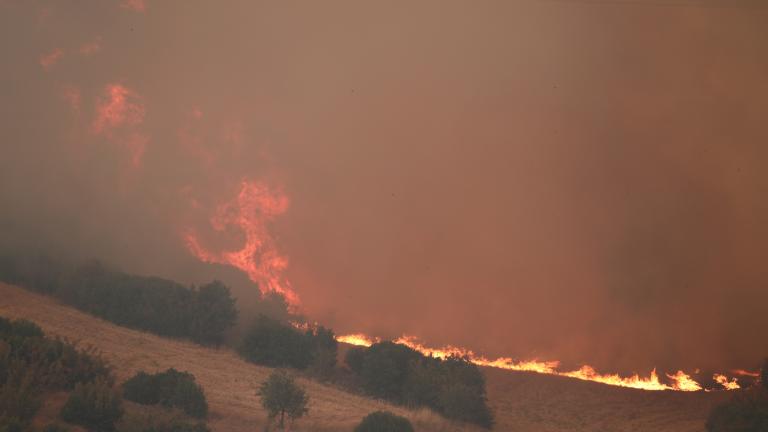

{"left": 339, "top": 333, "right": 747, "bottom": 392}
{"left": 184, "top": 179, "right": 300, "bottom": 305}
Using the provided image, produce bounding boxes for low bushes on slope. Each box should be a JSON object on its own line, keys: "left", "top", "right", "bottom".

{"left": 60, "top": 377, "right": 123, "bottom": 432}
{"left": 239, "top": 314, "right": 337, "bottom": 373}
{"left": 354, "top": 411, "right": 414, "bottom": 432}
{"left": 346, "top": 342, "right": 494, "bottom": 428}
{"left": 0, "top": 316, "right": 113, "bottom": 431}
{"left": 123, "top": 369, "right": 208, "bottom": 419}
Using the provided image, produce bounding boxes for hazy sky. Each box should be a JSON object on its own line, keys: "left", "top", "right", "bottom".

{"left": 1, "top": 0, "right": 767, "bottom": 374}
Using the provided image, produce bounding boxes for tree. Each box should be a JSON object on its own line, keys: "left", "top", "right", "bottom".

{"left": 354, "top": 411, "right": 414, "bottom": 432}
{"left": 239, "top": 315, "right": 312, "bottom": 369}
{"left": 258, "top": 371, "right": 309, "bottom": 430}
{"left": 189, "top": 281, "right": 238, "bottom": 345}
{"left": 761, "top": 358, "right": 768, "bottom": 391}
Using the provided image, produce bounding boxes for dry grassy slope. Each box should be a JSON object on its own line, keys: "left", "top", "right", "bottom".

{"left": 0, "top": 282, "right": 731, "bottom": 432}
{"left": 0, "top": 283, "right": 469, "bottom": 432}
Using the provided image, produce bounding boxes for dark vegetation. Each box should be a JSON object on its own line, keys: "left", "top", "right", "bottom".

{"left": 346, "top": 342, "right": 494, "bottom": 428}
{"left": 706, "top": 359, "right": 768, "bottom": 432}
{"left": 239, "top": 315, "right": 337, "bottom": 375}
{"left": 0, "top": 314, "right": 211, "bottom": 432}
{"left": 60, "top": 378, "right": 123, "bottom": 431}
{"left": 0, "top": 316, "right": 112, "bottom": 431}
{"left": 258, "top": 370, "right": 309, "bottom": 431}
{"left": 123, "top": 369, "right": 208, "bottom": 419}
{"left": 0, "top": 254, "right": 237, "bottom": 346}
{"left": 354, "top": 411, "right": 414, "bottom": 432}
{"left": 0, "top": 252, "right": 495, "bottom": 429}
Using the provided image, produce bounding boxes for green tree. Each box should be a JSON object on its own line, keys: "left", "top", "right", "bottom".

{"left": 258, "top": 371, "right": 309, "bottom": 430}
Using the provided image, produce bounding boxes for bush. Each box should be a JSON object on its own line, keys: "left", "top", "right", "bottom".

{"left": 239, "top": 316, "right": 312, "bottom": 369}
{"left": 60, "top": 378, "right": 123, "bottom": 431}
{"left": 353, "top": 411, "right": 414, "bottom": 432}
{"left": 706, "top": 388, "right": 768, "bottom": 432}
{"left": 122, "top": 369, "right": 207, "bottom": 419}
{"left": 115, "top": 407, "right": 210, "bottom": 432}
{"left": 42, "top": 424, "right": 69, "bottom": 432}
{"left": 258, "top": 371, "right": 309, "bottom": 430}
{"left": 0, "top": 417, "right": 25, "bottom": 432}
{"left": 188, "top": 281, "right": 237, "bottom": 346}
{"left": 347, "top": 343, "right": 494, "bottom": 428}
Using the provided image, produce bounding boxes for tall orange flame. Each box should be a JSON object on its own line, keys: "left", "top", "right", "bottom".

{"left": 182, "top": 180, "right": 744, "bottom": 392}
{"left": 184, "top": 179, "right": 300, "bottom": 305}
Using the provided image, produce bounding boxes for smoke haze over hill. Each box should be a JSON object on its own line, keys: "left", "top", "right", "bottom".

{"left": 1, "top": 0, "right": 767, "bottom": 374}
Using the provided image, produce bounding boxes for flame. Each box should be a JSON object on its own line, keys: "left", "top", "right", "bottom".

{"left": 39, "top": 48, "right": 63, "bottom": 69}
{"left": 337, "top": 333, "right": 380, "bottom": 347}
{"left": 714, "top": 373, "right": 740, "bottom": 390}
{"left": 92, "top": 84, "right": 145, "bottom": 134}
{"left": 184, "top": 179, "right": 300, "bottom": 305}
{"left": 337, "top": 333, "right": 746, "bottom": 392}
{"left": 732, "top": 369, "right": 760, "bottom": 377}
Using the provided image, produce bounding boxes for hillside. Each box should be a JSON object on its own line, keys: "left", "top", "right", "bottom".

{"left": 0, "top": 282, "right": 730, "bottom": 431}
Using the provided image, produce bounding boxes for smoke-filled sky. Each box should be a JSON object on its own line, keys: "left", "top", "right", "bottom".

{"left": 1, "top": 0, "right": 767, "bottom": 374}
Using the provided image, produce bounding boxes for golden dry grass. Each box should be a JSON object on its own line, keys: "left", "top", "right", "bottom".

{"left": 0, "top": 282, "right": 475, "bottom": 432}
{"left": 0, "top": 282, "right": 731, "bottom": 431}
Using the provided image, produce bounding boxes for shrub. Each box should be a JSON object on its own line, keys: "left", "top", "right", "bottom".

{"left": 188, "top": 281, "right": 238, "bottom": 346}
{"left": 258, "top": 371, "right": 309, "bottom": 430}
{"left": 353, "top": 411, "right": 414, "bottom": 432}
{"left": 239, "top": 315, "right": 312, "bottom": 369}
{"left": 0, "top": 377, "right": 41, "bottom": 424}
{"left": 42, "top": 424, "right": 69, "bottom": 432}
{"left": 115, "top": 407, "right": 210, "bottom": 432}
{"left": 706, "top": 388, "right": 768, "bottom": 432}
{"left": 122, "top": 369, "right": 207, "bottom": 419}
{"left": 0, "top": 417, "right": 25, "bottom": 432}
{"left": 347, "top": 343, "right": 494, "bottom": 428}
{"left": 60, "top": 378, "right": 123, "bottom": 432}
{"left": 357, "top": 342, "right": 422, "bottom": 401}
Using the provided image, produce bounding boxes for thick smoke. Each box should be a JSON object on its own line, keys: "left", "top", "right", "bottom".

{"left": 1, "top": 0, "right": 767, "bottom": 374}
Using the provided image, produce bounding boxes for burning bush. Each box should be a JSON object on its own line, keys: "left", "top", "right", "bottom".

{"left": 345, "top": 342, "right": 494, "bottom": 428}
{"left": 122, "top": 368, "right": 208, "bottom": 419}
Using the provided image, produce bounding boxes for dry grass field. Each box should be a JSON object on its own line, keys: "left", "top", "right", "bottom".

{"left": 0, "top": 282, "right": 731, "bottom": 432}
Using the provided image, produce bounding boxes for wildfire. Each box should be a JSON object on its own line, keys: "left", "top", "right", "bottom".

{"left": 714, "top": 374, "right": 740, "bottom": 390}
{"left": 184, "top": 179, "right": 300, "bottom": 305}
{"left": 338, "top": 333, "right": 748, "bottom": 392}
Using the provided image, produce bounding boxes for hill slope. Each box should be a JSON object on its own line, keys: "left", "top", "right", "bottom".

{"left": 0, "top": 282, "right": 730, "bottom": 431}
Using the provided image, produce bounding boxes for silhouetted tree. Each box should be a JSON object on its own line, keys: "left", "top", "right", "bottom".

{"left": 189, "top": 281, "right": 238, "bottom": 345}
{"left": 258, "top": 371, "right": 309, "bottom": 431}
{"left": 239, "top": 315, "right": 312, "bottom": 369}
